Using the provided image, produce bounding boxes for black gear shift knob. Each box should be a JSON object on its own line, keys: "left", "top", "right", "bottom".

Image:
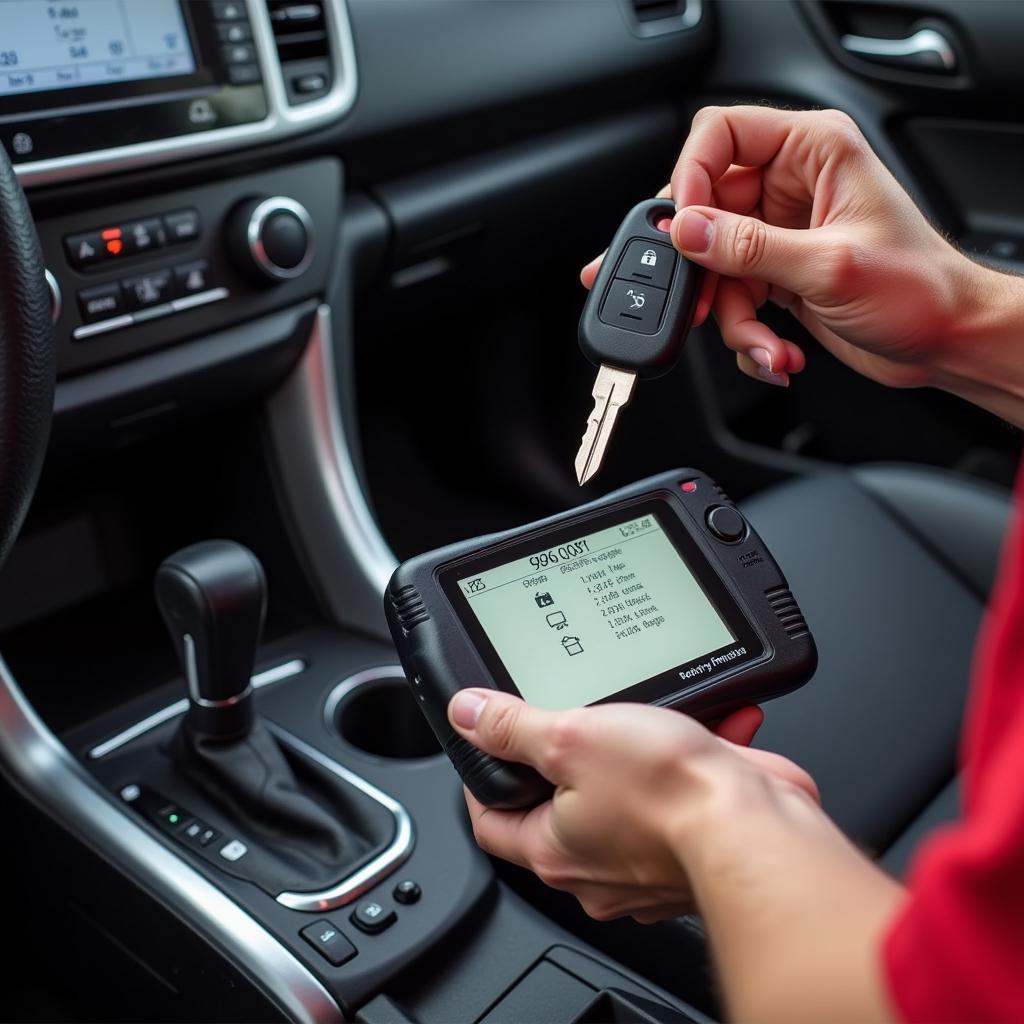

{"left": 155, "top": 540, "right": 266, "bottom": 739}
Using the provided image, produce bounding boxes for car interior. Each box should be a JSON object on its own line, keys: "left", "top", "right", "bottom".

{"left": 1, "top": 0, "right": 1021, "bottom": 1021}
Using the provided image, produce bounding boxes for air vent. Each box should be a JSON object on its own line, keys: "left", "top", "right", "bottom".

{"left": 623, "top": 0, "right": 702, "bottom": 36}
{"left": 266, "top": 1, "right": 334, "bottom": 104}
{"left": 765, "top": 585, "right": 810, "bottom": 639}
{"left": 390, "top": 584, "right": 430, "bottom": 634}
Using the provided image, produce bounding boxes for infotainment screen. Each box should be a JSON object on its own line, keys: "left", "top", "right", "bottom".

{"left": 0, "top": 0, "right": 196, "bottom": 98}
{"left": 454, "top": 510, "right": 739, "bottom": 710}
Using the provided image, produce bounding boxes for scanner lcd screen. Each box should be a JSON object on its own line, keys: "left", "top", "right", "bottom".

{"left": 455, "top": 511, "right": 737, "bottom": 710}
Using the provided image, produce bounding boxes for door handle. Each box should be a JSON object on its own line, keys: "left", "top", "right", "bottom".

{"left": 839, "top": 27, "right": 957, "bottom": 72}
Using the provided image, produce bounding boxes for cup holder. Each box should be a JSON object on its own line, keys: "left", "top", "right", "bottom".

{"left": 328, "top": 667, "right": 441, "bottom": 760}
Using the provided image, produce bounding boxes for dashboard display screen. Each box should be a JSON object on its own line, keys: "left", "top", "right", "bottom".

{"left": 0, "top": 1, "right": 196, "bottom": 98}
{"left": 455, "top": 510, "right": 740, "bottom": 710}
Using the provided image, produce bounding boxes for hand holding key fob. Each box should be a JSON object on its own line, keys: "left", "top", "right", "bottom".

{"left": 575, "top": 199, "right": 704, "bottom": 484}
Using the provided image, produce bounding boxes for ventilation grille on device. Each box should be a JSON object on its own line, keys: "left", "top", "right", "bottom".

{"left": 623, "top": 0, "right": 701, "bottom": 35}
{"left": 390, "top": 584, "right": 430, "bottom": 634}
{"left": 765, "top": 585, "right": 810, "bottom": 639}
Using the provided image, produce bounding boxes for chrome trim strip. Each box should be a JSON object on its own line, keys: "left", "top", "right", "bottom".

{"left": 0, "top": 655, "right": 340, "bottom": 1022}
{"left": 73, "top": 288, "right": 230, "bottom": 340}
{"left": 15, "top": 0, "right": 359, "bottom": 189}
{"left": 88, "top": 658, "right": 306, "bottom": 760}
{"left": 171, "top": 286, "right": 230, "bottom": 312}
{"left": 265, "top": 305, "right": 399, "bottom": 639}
{"left": 248, "top": 197, "right": 315, "bottom": 280}
{"left": 73, "top": 314, "right": 134, "bottom": 340}
{"left": 267, "top": 722, "right": 415, "bottom": 912}
{"left": 44, "top": 269, "right": 62, "bottom": 325}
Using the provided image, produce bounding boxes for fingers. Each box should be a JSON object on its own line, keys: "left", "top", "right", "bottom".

{"left": 671, "top": 105, "right": 808, "bottom": 209}
{"left": 580, "top": 254, "right": 601, "bottom": 290}
{"left": 462, "top": 787, "right": 547, "bottom": 869}
{"left": 713, "top": 278, "right": 796, "bottom": 384}
{"left": 713, "top": 705, "right": 764, "bottom": 746}
{"left": 449, "top": 689, "right": 577, "bottom": 782}
{"left": 672, "top": 204, "right": 840, "bottom": 299}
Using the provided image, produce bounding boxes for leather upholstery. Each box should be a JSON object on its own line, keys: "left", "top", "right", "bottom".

{"left": 0, "top": 144, "right": 54, "bottom": 568}
{"left": 741, "top": 465, "right": 1012, "bottom": 858}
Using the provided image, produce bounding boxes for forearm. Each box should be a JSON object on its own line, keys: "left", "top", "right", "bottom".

{"left": 676, "top": 773, "right": 906, "bottom": 1023}
{"left": 935, "top": 262, "right": 1024, "bottom": 429}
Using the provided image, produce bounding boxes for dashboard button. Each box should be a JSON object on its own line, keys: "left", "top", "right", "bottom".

{"left": 122, "top": 270, "right": 173, "bottom": 310}
{"left": 124, "top": 218, "right": 166, "bottom": 256}
{"left": 64, "top": 231, "right": 107, "bottom": 269}
{"left": 393, "top": 880, "right": 421, "bottom": 905}
{"left": 222, "top": 43, "right": 256, "bottom": 64}
{"left": 174, "top": 260, "right": 213, "bottom": 296}
{"left": 301, "top": 920, "right": 357, "bottom": 967}
{"left": 211, "top": 1, "right": 246, "bottom": 19}
{"left": 77, "top": 283, "right": 124, "bottom": 323}
{"left": 217, "top": 22, "right": 252, "bottom": 43}
{"left": 351, "top": 900, "right": 397, "bottom": 935}
{"left": 163, "top": 209, "right": 201, "bottom": 245}
{"left": 227, "top": 64, "right": 261, "bottom": 86}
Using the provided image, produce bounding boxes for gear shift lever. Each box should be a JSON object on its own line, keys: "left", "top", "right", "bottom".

{"left": 154, "top": 540, "right": 265, "bottom": 740}
{"left": 153, "top": 540, "right": 391, "bottom": 895}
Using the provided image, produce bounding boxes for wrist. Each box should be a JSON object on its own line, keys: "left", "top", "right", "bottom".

{"left": 930, "top": 255, "right": 1024, "bottom": 427}
{"left": 663, "top": 752, "right": 818, "bottom": 882}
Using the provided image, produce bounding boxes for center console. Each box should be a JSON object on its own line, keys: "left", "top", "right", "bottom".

{"left": 0, "top": 3, "right": 724, "bottom": 1020}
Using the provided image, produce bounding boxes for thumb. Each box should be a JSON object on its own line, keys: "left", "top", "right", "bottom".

{"left": 672, "top": 206, "right": 832, "bottom": 296}
{"left": 448, "top": 689, "right": 565, "bottom": 778}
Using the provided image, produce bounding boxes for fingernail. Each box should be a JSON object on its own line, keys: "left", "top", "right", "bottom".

{"left": 756, "top": 367, "right": 790, "bottom": 388}
{"left": 675, "top": 210, "right": 714, "bottom": 253}
{"left": 451, "top": 690, "right": 489, "bottom": 729}
{"left": 749, "top": 347, "right": 774, "bottom": 372}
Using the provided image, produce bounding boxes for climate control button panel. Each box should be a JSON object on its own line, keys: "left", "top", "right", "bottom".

{"left": 36, "top": 159, "right": 340, "bottom": 378}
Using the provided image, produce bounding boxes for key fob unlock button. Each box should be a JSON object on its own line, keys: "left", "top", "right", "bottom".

{"left": 599, "top": 279, "right": 668, "bottom": 335}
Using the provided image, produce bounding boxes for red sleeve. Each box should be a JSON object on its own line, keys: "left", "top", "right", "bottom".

{"left": 883, "top": 470, "right": 1024, "bottom": 1023}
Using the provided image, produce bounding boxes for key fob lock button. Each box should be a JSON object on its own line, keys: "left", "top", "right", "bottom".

{"left": 616, "top": 239, "right": 676, "bottom": 289}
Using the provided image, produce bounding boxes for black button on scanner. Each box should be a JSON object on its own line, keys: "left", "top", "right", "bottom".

{"left": 300, "top": 920, "right": 357, "bottom": 966}
{"left": 616, "top": 240, "right": 676, "bottom": 290}
{"left": 351, "top": 900, "right": 397, "bottom": 934}
{"left": 598, "top": 279, "right": 668, "bottom": 335}
{"left": 706, "top": 505, "right": 747, "bottom": 543}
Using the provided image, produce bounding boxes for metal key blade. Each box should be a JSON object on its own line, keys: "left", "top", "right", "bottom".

{"left": 574, "top": 364, "right": 637, "bottom": 486}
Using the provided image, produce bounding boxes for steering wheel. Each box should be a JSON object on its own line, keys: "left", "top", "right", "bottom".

{"left": 0, "top": 144, "right": 55, "bottom": 567}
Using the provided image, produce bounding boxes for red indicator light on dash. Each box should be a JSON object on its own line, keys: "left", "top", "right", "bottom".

{"left": 680, "top": 480, "right": 698, "bottom": 493}
{"left": 101, "top": 227, "right": 123, "bottom": 255}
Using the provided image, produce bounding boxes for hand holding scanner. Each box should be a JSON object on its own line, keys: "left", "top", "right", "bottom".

{"left": 385, "top": 469, "right": 816, "bottom": 809}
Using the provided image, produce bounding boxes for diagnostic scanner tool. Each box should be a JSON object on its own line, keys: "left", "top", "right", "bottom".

{"left": 385, "top": 469, "right": 816, "bottom": 809}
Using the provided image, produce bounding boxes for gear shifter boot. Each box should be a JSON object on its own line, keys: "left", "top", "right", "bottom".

{"left": 155, "top": 540, "right": 395, "bottom": 896}
{"left": 173, "top": 716, "right": 395, "bottom": 895}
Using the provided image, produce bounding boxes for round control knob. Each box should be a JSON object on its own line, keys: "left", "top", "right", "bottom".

{"left": 228, "top": 195, "right": 315, "bottom": 283}
{"left": 705, "top": 505, "right": 747, "bottom": 543}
